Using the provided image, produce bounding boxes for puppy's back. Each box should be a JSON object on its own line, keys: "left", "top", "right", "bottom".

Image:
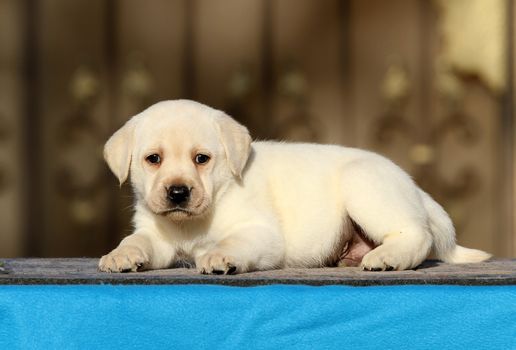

{"left": 237, "top": 141, "right": 371, "bottom": 266}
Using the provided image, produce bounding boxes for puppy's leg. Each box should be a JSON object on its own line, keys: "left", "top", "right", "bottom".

{"left": 360, "top": 229, "right": 432, "bottom": 271}
{"left": 98, "top": 231, "right": 174, "bottom": 272}
{"left": 195, "top": 225, "right": 284, "bottom": 275}
{"left": 341, "top": 158, "right": 433, "bottom": 271}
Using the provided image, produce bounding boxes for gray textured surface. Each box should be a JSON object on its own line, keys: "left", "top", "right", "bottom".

{"left": 0, "top": 258, "right": 515, "bottom": 286}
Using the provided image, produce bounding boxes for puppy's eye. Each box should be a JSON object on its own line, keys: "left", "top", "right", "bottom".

{"left": 146, "top": 154, "right": 161, "bottom": 165}
{"left": 195, "top": 154, "right": 210, "bottom": 165}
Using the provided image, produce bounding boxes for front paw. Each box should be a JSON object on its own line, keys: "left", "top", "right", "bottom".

{"left": 98, "top": 246, "right": 149, "bottom": 273}
{"left": 196, "top": 251, "right": 241, "bottom": 275}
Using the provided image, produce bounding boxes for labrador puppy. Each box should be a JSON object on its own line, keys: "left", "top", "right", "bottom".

{"left": 99, "top": 100, "right": 490, "bottom": 274}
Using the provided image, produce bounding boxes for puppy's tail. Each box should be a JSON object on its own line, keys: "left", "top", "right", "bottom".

{"left": 419, "top": 189, "right": 492, "bottom": 263}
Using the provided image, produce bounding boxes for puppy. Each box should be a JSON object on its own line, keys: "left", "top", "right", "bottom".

{"left": 99, "top": 100, "right": 491, "bottom": 274}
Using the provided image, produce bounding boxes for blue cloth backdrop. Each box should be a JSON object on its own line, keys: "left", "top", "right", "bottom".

{"left": 0, "top": 285, "right": 515, "bottom": 349}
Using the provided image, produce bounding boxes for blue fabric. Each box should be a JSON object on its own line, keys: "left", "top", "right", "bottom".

{"left": 0, "top": 285, "right": 515, "bottom": 350}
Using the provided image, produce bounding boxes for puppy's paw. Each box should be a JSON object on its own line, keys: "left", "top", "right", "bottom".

{"left": 98, "top": 246, "right": 149, "bottom": 273}
{"left": 360, "top": 246, "right": 411, "bottom": 271}
{"left": 196, "top": 251, "right": 241, "bottom": 275}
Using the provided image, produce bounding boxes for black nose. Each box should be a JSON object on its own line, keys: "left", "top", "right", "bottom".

{"left": 167, "top": 186, "right": 190, "bottom": 205}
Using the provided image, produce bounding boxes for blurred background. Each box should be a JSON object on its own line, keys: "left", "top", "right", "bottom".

{"left": 0, "top": 0, "right": 514, "bottom": 258}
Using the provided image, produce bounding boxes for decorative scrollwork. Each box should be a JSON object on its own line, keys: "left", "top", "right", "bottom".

{"left": 375, "top": 113, "right": 415, "bottom": 145}
{"left": 374, "top": 60, "right": 483, "bottom": 234}
{"left": 227, "top": 63, "right": 254, "bottom": 101}
{"left": 432, "top": 60, "right": 481, "bottom": 145}
{"left": 226, "top": 63, "right": 256, "bottom": 128}
{"left": 274, "top": 60, "right": 318, "bottom": 141}
{"left": 431, "top": 110, "right": 480, "bottom": 145}
{"left": 434, "top": 0, "right": 508, "bottom": 94}
{"left": 374, "top": 61, "right": 415, "bottom": 145}
{"left": 225, "top": 60, "right": 318, "bottom": 142}
{"left": 122, "top": 52, "right": 154, "bottom": 111}
{"left": 55, "top": 64, "right": 105, "bottom": 226}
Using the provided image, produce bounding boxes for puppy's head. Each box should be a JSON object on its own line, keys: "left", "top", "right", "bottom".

{"left": 104, "top": 100, "right": 251, "bottom": 221}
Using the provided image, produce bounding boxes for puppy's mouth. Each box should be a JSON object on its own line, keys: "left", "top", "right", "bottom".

{"left": 158, "top": 207, "right": 193, "bottom": 216}
{"left": 147, "top": 194, "right": 211, "bottom": 220}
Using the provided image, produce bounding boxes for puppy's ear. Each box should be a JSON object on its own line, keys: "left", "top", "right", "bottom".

{"left": 214, "top": 113, "right": 252, "bottom": 178}
{"left": 104, "top": 119, "right": 136, "bottom": 185}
